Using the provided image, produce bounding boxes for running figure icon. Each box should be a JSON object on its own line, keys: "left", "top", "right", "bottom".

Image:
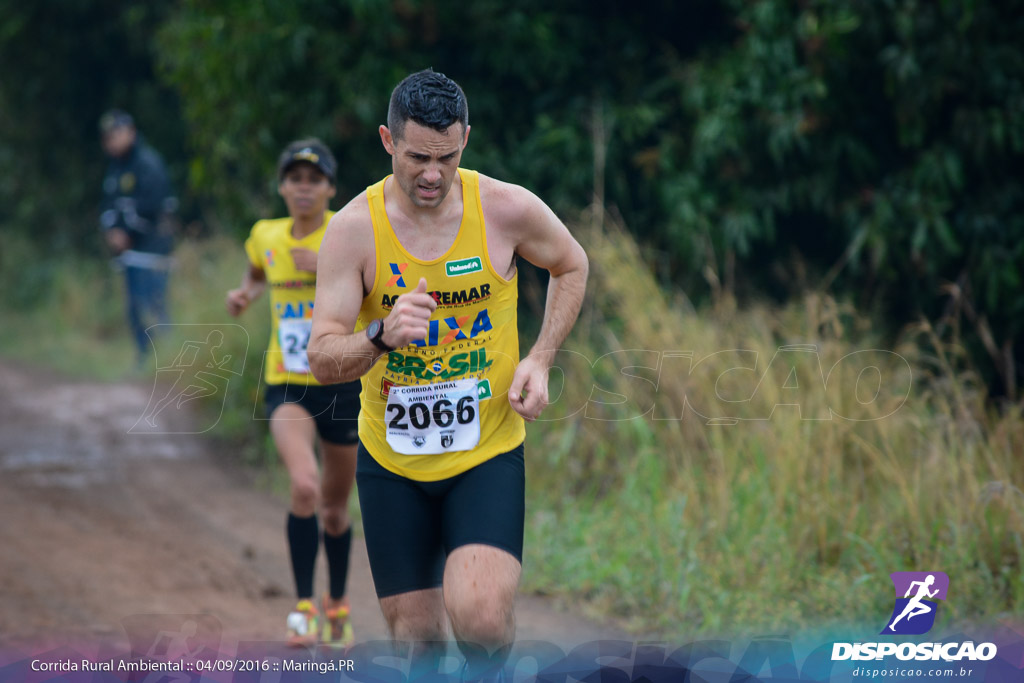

{"left": 142, "top": 329, "right": 233, "bottom": 427}
{"left": 887, "top": 574, "right": 939, "bottom": 632}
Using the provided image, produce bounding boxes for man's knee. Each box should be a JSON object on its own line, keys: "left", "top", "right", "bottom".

{"left": 386, "top": 612, "right": 448, "bottom": 643}
{"left": 321, "top": 505, "right": 350, "bottom": 536}
{"left": 381, "top": 591, "right": 447, "bottom": 642}
{"left": 449, "top": 594, "right": 513, "bottom": 647}
{"left": 290, "top": 476, "right": 319, "bottom": 511}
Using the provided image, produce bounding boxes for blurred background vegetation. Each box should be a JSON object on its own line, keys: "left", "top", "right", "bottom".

{"left": 1, "top": 0, "right": 1022, "bottom": 635}
{"left": 2, "top": 0, "right": 1022, "bottom": 395}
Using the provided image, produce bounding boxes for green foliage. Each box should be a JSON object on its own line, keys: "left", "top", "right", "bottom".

{"left": 0, "top": 1, "right": 185, "bottom": 251}
{"left": 156, "top": 0, "right": 1024, "bottom": 397}
{"left": 655, "top": 0, "right": 1024, "bottom": 394}
{"left": 154, "top": 0, "right": 729, "bottom": 234}
{"left": 0, "top": 235, "right": 132, "bottom": 378}
{"left": 3, "top": 1, "right": 1020, "bottom": 393}
{"left": 155, "top": 0, "right": 395, "bottom": 228}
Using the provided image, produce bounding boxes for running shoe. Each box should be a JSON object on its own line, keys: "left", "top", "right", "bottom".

{"left": 285, "top": 599, "right": 321, "bottom": 647}
{"left": 321, "top": 596, "right": 354, "bottom": 648}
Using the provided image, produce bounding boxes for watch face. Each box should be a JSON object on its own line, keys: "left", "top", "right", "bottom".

{"left": 367, "top": 319, "right": 381, "bottom": 338}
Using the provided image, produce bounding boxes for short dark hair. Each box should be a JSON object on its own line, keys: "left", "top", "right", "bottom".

{"left": 387, "top": 69, "right": 468, "bottom": 140}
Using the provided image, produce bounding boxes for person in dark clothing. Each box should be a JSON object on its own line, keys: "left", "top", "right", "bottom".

{"left": 99, "top": 109, "right": 177, "bottom": 362}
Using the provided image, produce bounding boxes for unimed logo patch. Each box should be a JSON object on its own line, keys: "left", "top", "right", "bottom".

{"left": 882, "top": 572, "right": 949, "bottom": 635}
{"left": 445, "top": 256, "right": 483, "bottom": 277}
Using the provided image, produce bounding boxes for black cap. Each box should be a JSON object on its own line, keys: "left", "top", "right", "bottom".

{"left": 277, "top": 139, "right": 336, "bottom": 183}
{"left": 99, "top": 109, "right": 134, "bottom": 134}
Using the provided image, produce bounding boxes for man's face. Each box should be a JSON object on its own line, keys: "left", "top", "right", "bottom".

{"left": 102, "top": 126, "right": 136, "bottom": 158}
{"left": 278, "top": 162, "right": 336, "bottom": 220}
{"left": 380, "top": 120, "right": 469, "bottom": 209}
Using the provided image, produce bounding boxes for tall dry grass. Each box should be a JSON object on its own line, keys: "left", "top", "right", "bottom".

{"left": 522, "top": 218, "right": 1024, "bottom": 636}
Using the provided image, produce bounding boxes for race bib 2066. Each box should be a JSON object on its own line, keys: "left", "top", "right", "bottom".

{"left": 385, "top": 379, "right": 480, "bottom": 455}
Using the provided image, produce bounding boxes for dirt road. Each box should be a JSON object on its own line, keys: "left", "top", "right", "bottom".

{"left": 0, "top": 361, "right": 622, "bottom": 655}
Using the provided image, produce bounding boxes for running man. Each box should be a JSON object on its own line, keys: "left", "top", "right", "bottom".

{"left": 226, "top": 139, "right": 359, "bottom": 648}
{"left": 308, "top": 70, "right": 588, "bottom": 676}
{"left": 888, "top": 574, "right": 940, "bottom": 632}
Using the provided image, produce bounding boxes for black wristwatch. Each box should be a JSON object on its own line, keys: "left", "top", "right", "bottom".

{"left": 365, "top": 318, "right": 394, "bottom": 352}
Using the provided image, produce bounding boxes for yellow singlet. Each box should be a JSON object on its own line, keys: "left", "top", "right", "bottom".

{"left": 357, "top": 169, "right": 525, "bottom": 481}
{"left": 244, "top": 212, "right": 334, "bottom": 386}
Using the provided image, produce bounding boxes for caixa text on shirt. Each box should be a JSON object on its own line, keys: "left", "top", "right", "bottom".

{"left": 400, "top": 308, "right": 494, "bottom": 348}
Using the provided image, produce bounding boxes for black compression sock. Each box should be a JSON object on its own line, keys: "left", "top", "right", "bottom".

{"left": 287, "top": 513, "right": 319, "bottom": 599}
{"left": 323, "top": 527, "right": 352, "bottom": 600}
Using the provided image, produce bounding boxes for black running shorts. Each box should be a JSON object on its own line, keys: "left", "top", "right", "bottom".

{"left": 263, "top": 381, "right": 361, "bottom": 446}
{"left": 356, "top": 441, "right": 525, "bottom": 598}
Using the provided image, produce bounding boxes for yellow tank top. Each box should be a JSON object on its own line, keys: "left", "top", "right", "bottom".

{"left": 357, "top": 169, "right": 525, "bottom": 481}
{"left": 244, "top": 212, "right": 334, "bottom": 386}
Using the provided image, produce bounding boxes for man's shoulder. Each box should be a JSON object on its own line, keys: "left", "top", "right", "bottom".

{"left": 319, "top": 191, "right": 376, "bottom": 280}
{"left": 476, "top": 173, "right": 546, "bottom": 226}
{"left": 329, "top": 190, "right": 372, "bottom": 228}
{"left": 475, "top": 171, "right": 517, "bottom": 195}
{"left": 322, "top": 191, "right": 374, "bottom": 251}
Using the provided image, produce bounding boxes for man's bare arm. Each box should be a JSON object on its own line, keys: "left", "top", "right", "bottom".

{"left": 308, "top": 201, "right": 438, "bottom": 384}
{"left": 225, "top": 264, "right": 267, "bottom": 317}
{"left": 509, "top": 187, "right": 589, "bottom": 363}
{"left": 491, "top": 182, "right": 588, "bottom": 420}
{"left": 308, "top": 203, "right": 381, "bottom": 384}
